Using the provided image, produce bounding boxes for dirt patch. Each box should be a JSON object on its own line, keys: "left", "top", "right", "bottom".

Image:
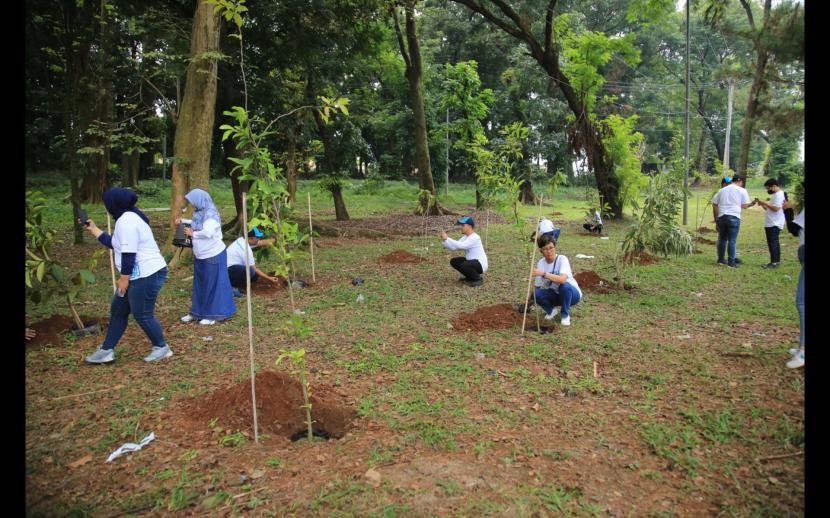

{"left": 380, "top": 250, "right": 426, "bottom": 264}
{"left": 26, "top": 315, "right": 105, "bottom": 349}
{"left": 176, "top": 370, "right": 358, "bottom": 439}
{"left": 694, "top": 236, "right": 717, "bottom": 245}
{"left": 574, "top": 271, "right": 619, "bottom": 294}
{"left": 552, "top": 211, "right": 564, "bottom": 215}
{"left": 451, "top": 304, "right": 526, "bottom": 331}
{"left": 624, "top": 250, "right": 660, "bottom": 265}
{"left": 319, "top": 210, "right": 508, "bottom": 238}
{"left": 698, "top": 226, "right": 715, "bottom": 233}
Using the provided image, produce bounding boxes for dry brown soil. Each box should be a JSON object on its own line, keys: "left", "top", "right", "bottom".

{"left": 380, "top": 250, "right": 426, "bottom": 264}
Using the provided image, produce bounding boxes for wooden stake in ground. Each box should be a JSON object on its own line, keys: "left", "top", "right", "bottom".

{"left": 241, "top": 192, "right": 259, "bottom": 443}
{"left": 107, "top": 214, "right": 116, "bottom": 293}
{"left": 521, "top": 195, "right": 544, "bottom": 336}
{"left": 307, "top": 192, "right": 316, "bottom": 282}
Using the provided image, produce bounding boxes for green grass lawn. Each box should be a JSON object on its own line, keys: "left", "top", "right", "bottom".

{"left": 25, "top": 174, "right": 803, "bottom": 516}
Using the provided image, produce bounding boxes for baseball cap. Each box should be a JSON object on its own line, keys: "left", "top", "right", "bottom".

{"left": 721, "top": 175, "right": 732, "bottom": 184}
{"left": 248, "top": 226, "right": 264, "bottom": 238}
{"left": 456, "top": 216, "right": 475, "bottom": 226}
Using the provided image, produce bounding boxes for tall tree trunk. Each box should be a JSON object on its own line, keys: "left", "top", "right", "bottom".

{"left": 393, "top": 2, "right": 446, "bottom": 215}
{"left": 518, "top": 179, "right": 537, "bottom": 204}
{"left": 331, "top": 183, "right": 349, "bottom": 221}
{"left": 738, "top": 49, "right": 769, "bottom": 176}
{"left": 222, "top": 134, "right": 248, "bottom": 234}
{"left": 694, "top": 122, "right": 707, "bottom": 183}
{"left": 167, "top": 0, "right": 221, "bottom": 258}
{"left": 286, "top": 127, "right": 298, "bottom": 206}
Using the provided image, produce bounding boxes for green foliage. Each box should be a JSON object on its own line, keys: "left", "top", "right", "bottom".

{"left": 276, "top": 342, "right": 315, "bottom": 441}
{"left": 600, "top": 114, "right": 647, "bottom": 211}
{"left": 622, "top": 161, "right": 693, "bottom": 258}
{"left": 25, "top": 191, "right": 105, "bottom": 325}
{"left": 467, "top": 122, "right": 528, "bottom": 226}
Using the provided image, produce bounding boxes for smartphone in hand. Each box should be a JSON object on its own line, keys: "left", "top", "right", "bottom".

{"left": 77, "top": 208, "right": 89, "bottom": 227}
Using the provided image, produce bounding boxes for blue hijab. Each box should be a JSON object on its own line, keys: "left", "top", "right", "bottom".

{"left": 185, "top": 189, "right": 222, "bottom": 231}
{"left": 102, "top": 188, "right": 149, "bottom": 224}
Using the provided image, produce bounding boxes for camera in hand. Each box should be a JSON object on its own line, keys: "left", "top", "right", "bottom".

{"left": 172, "top": 222, "right": 193, "bottom": 248}
{"left": 77, "top": 208, "right": 89, "bottom": 227}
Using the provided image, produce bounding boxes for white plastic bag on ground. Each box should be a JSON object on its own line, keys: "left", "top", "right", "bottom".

{"left": 106, "top": 432, "right": 156, "bottom": 463}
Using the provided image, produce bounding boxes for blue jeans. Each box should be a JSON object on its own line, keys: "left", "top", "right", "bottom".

{"left": 228, "top": 264, "right": 258, "bottom": 289}
{"left": 535, "top": 283, "right": 581, "bottom": 318}
{"left": 716, "top": 215, "right": 741, "bottom": 265}
{"left": 764, "top": 226, "right": 781, "bottom": 264}
{"left": 797, "top": 245, "right": 804, "bottom": 346}
{"left": 102, "top": 267, "right": 168, "bottom": 350}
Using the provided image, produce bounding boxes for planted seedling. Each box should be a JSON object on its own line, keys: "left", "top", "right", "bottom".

{"left": 276, "top": 315, "right": 315, "bottom": 441}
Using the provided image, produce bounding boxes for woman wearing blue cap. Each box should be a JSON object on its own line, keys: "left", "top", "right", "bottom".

{"left": 226, "top": 226, "right": 280, "bottom": 296}
{"left": 176, "top": 189, "right": 236, "bottom": 324}
{"left": 439, "top": 216, "right": 488, "bottom": 287}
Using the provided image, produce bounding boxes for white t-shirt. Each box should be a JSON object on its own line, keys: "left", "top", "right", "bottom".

{"left": 794, "top": 209, "right": 805, "bottom": 246}
{"left": 534, "top": 255, "right": 582, "bottom": 298}
{"left": 712, "top": 184, "right": 751, "bottom": 219}
{"left": 442, "top": 232, "right": 488, "bottom": 272}
{"left": 111, "top": 212, "right": 167, "bottom": 280}
{"left": 763, "top": 190, "right": 786, "bottom": 229}
{"left": 593, "top": 211, "right": 603, "bottom": 225}
{"left": 181, "top": 218, "right": 226, "bottom": 259}
{"left": 539, "top": 218, "right": 556, "bottom": 234}
{"left": 226, "top": 237, "right": 255, "bottom": 268}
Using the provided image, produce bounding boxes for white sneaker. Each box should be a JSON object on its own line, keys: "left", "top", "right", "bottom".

{"left": 199, "top": 319, "right": 216, "bottom": 325}
{"left": 144, "top": 345, "right": 173, "bottom": 363}
{"left": 181, "top": 314, "right": 195, "bottom": 323}
{"left": 788, "top": 348, "right": 800, "bottom": 356}
{"left": 786, "top": 350, "right": 804, "bottom": 369}
{"left": 560, "top": 315, "right": 571, "bottom": 326}
{"left": 85, "top": 347, "right": 115, "bottom": 364}
{"left": 544, "top": 307, "right": 560, "bottom": 320}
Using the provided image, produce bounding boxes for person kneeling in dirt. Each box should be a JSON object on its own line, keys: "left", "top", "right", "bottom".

{"left": 529, "top": 234, "right": 582, "bottom": 326}
{"left": 226, "top": 226, "right": 280, "bottom": 297}
{"left": 530, "top": 216, "right": 561, "bottom": 243}
{"left": 439, "top": 216, "right": 488, "bottom": 287}
{"left": 583, "top": 208, "right": 603, "bottom": 234}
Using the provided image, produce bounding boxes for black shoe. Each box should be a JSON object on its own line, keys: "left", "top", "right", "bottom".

{"left": 465, "top": 278, "right": 484, "bottom": 287}
{"left": 734, "top": 257, "right": 743, "bottom": 264}
{"left": 727, "top": 262, "right": 738, "bottom": 268}
{"left": 761, "top": 262, "right": 780, "bottom": 269}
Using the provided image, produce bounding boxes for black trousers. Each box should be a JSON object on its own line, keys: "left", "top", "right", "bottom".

{"left": 583, "top": 223, "right": 603, "bottom": 234}
{"left": 450, "top": 257, "right": 483, "bottom": 281}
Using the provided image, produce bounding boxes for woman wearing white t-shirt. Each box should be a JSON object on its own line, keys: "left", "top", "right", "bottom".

{"left": 83, "top": 188, "right": 172, "bottom": 364}
{"left": 531, "top": 234, "right": 582, "bottom": 326}
{"left": 175, "top": 189, "right": 236, "bottom": 325}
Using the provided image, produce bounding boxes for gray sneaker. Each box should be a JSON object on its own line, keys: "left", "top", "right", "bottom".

{"left": 86, "top": 347, "right": 115, "bottom": 364}
{"left": 144, "top": 345, "right": 173, "bottom": 363}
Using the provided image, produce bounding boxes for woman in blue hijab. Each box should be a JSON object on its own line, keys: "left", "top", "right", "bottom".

{"left": 83, "top": 188, "right": 172, "bottom": 364}
{"left": 176, "top": 189, "right": 236, "bottom": 324}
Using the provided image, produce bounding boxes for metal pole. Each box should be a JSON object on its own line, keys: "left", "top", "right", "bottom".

{"left": 724, "top": 78, "right": 735, "bottom": 173}
{"left": 445, "top": 108, "right": 449, "bottom": 196}
{"left": 683, "top": 0, "right": 690, "bottom": 225}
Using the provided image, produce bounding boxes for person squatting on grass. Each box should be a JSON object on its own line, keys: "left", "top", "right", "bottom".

{"left": 754, "top": 178, "right": 786, "bottom": 269}
{"left": 176, "top": 189, "right": 236, "bottom": 325}
{"left": 439, "top": 216, "right": 488, "bottom": 287}
{"left": 712, "top": 175, "right": 756, "bottom": 267}
{"left": 530, "top": 216, "right": 561, "bottom": 243}
{"left": 583, "top": 208, "right": 603, "bottom": 234}
{"left": 785, "top": 194, "right": 805, "bottom": 369}
{"left": 226, "top": 226, "right": 280, "bottom": 297}
{"left": 83, "top": 188, "right": 172, "bottom": 364}
{"left": 530, "top": 234, "right": 582, "bottom": 326}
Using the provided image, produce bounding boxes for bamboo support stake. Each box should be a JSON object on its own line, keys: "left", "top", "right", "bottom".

{"left": 307, "top": 192, "right": 316, "bottom": 282}
{"left": 521, "top": 195, "right": 544, "bottom": 336}
{"left": 593, "top": 361, "right": 598, "bottom": 378}
{"left": 242, "top": 192, "right": 259, "bottom": 443}
{"left": 107, "top": 214, "right": 116, "bottom": 293}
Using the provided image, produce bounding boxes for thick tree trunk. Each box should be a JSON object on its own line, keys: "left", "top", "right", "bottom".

{"left": 167, "top": 0, "right": 221, "bottom": 257}
{"left": 518, "top": 179, "right": 537, "bottom": 204}
{"left": 311, "top": 104, "right": 351, "bottom": 221}
{"left": 331, "top": 183, "right": 350, "bottom": 221}
{"left": 738, "top": 49, "right": 769, "bottom": 176}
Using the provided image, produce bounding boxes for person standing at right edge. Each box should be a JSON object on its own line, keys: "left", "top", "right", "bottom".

{"left": 712, "top": 175, "right": 755, "bottom": 267}
{"left": 755, "top": 178, "right": 786, "bottom": 269}
{"left": 785, "top": 191, "right": 805, "bottom": 369}
{"left": 176, "top": 189, "right": 237, "bottom": 325}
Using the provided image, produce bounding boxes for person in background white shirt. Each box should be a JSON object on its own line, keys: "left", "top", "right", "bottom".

{"left": 175, "top": 189, "right": 236, "bottom": 325}
{"left": 439, "top": 216, "right": 488, "bottom": 287}
{"left": 712, "top": 175, "right": 756, "bottom": 267}
{"left": 582, "top": 208, "right": 603, "bottom": 234}
{"left": 755, "top": 178, "right": 786, "bottom": 269}
{"left": 226, "top": 226, "right": 279, "bottom": 297}
{"left": 531, "top": 216, "right": 561, "bottom": 242}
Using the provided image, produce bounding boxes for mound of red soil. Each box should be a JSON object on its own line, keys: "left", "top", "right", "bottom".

{"left": 624, "top": 250, "right": 660, "bottom": 265}
{"left": 694, "top": 236, "right": 716, "bottom": 245}
{"left": 451, "top": 304, "right": 525, "bottom": 331}
{"left": 248, "top": 278, "right": 286, "bottom": 296}
{"left": 177, "top": 370, "right": 357, "bottom": 439}
{"left": 574, "top": 271, "right": 617, "bottom": 294}
{"left": 380, "top": 250, "right": 425, "bottom": 264}
{"left": 26, "top": 315, "right": 104, "bottom": 349}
